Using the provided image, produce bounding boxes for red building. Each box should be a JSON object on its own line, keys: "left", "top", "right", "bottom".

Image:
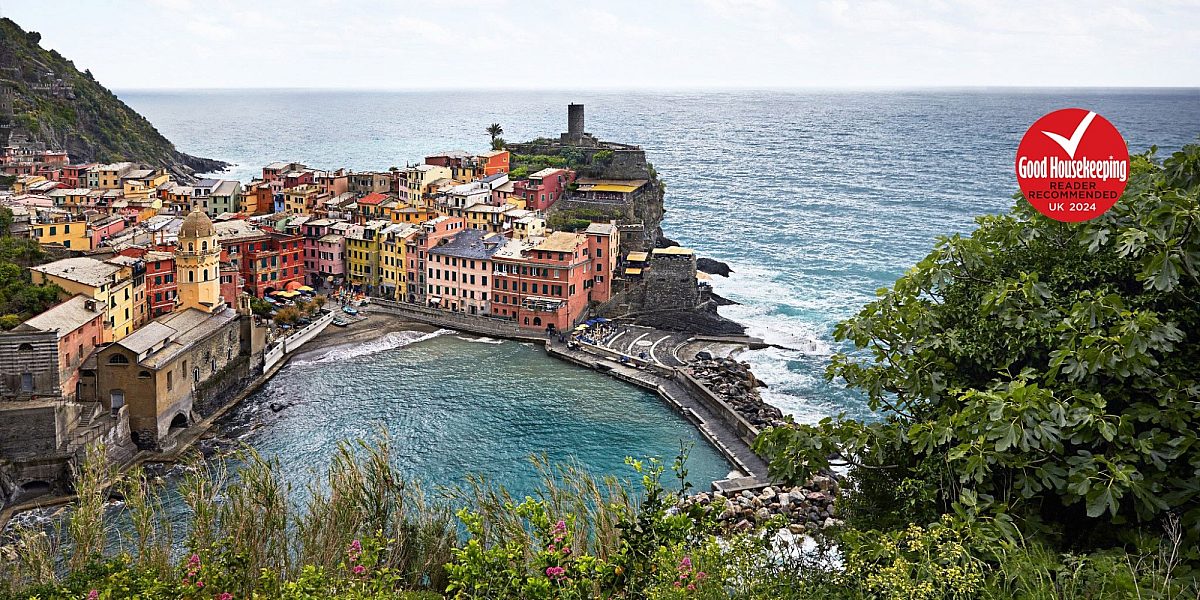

{"left": 585, "top": 222, "right": 618, "bottom": 303}
{"left": 478, "top": 150, "right": 510, "bottom": 177}
{"left": 58, "top": 163, "right": 95, "bottom": 188}
{"left": 492, "top": 232, "right": 593, "bottom": 332}
{"left": 513, "top": 168, "right": 574, "bottom": 212}
{"left": 213, "top": 220, "right": 305, "bottom": 297}
{"left": 119, "top": 248, "right": 177, "bottom": 318}
{"left": 220, "top": 263, "right": 244, "bottom": 304}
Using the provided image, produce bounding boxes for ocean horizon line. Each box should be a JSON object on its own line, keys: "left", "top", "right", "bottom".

{"left": 113, "top": 85, "right": 1200, "bottom": 95}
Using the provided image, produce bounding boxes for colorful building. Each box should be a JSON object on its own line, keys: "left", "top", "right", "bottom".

{"left": 212, "top": 220, "right": 305, "bottom": 297}
{"left": 345, "top": 220, "right": 388, "bottom": 294}
{"left": 30, "top": 257, "right": 136, "bottom": 341}
{"left": 513, "top": 168, "right": 575, "bottom": 212}
{"left": 403, "top": 216, "right": 467, "bottom": 304}
{"left": 426, "top": 229, "right": 505, "bottom": 315}
{"left": 30, "top": 213, "right": 90, "bottom": 250}
{"left": 491, "top": 232, "right": 593, "bottom": 332}
{"left": 3, "top": 295, "right": 106, "bottom": 401}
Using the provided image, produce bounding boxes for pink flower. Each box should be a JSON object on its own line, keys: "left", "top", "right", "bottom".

{"left": 548, "top": 544, "right": 556, "bottom": 553}
{"left": 217, "top": 594, "right": 233, "bottom": 600}
{"left": 696, "top": 571, "right": 707, "bottom": 581}
{"left": 561, "top": 546, "right": 571, "bottom": 556}
{"left": 195, "top": 581, "right": 205, "bottom": 589}
{"left": 674, "top": 581, "right": 682, "bottom": 588}
{"left": 679, "top": 556, "right": 692, "bottom": 570}
{"left": 188, "top": 554, "right": 201, "bottom": 567}
{"left": 687, "top": 583, "right": 696, "bottom": 591}
{"left": 87, "top": 591, "right": 99, "bottom": 600}
{"left": 545, "top": 566, "right": 566, "bottom": 580}
{"left": 352, "top": 565, "right": 366, "bottom": 576}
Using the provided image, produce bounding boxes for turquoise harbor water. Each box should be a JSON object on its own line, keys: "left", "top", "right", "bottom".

{"left": 220, "top": 331, "right": 732, "bottom": 498}
{"left": 105, "top": 89, "right": 1200, "bottom": 499}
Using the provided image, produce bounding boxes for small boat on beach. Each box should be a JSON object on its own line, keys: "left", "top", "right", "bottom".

{"left": 331, "top": 317, "right": 349, "bottom": 327}
{"left": 342, "top": 306, "right": 358, "bottom": 315}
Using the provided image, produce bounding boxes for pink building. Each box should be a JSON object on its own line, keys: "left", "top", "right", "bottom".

{"left": 425, "top": 229, "right": 505, "bottom": 315}
{"left": 315, "top": 234, "right": 346, "bottom": 286}
{"left": 88, "top": 215, "right": 127, "bottom": 249}
{"left": 492, "top": 232, "right": 594, "bottom": 332}
{"left": 9, "top": 295, "right": 106, "bottom": 400}
{"left": 585, "top": 222, "right": 618, "bottom": 304}
{"left": 404, "top": 216, "right": 466, "bottom": 304}
{"left": 513, "top": 168, "right": 575, "bottom": 212}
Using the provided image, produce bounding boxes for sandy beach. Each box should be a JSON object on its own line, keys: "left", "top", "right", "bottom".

{"left": 299, "top": 309, "right": 441, "bottom": 355}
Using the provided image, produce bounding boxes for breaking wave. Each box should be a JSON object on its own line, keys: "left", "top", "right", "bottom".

{"left": 456, "top": 335, "right": 504, "bottom": 344}
{"left": 290, "top": 329, "right": 451, "bottom": 366}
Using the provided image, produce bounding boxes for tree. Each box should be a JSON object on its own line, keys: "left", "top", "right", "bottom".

{"left": 486, "top": 123, "right": 504, "bottom": 145}
{"left": 490, "top": 137, "right": 506, "bottom": 151}
{"left": 0, "top": 207, "right": 13, "bottom": 235}
{"left": 754, "top": 143, "right": 1200, "bottom": 545}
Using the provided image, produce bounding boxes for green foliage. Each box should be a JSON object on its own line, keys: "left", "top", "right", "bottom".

{"left": 509, "top": 166, "right": 529, "bottom": 180}
{"left": 249, "top": 297, "right": 274, "bottom": 318}
{"left": 755, "top": 143, "right": 1200, "bottom": 544}
{"left": 273, "top": 306, "right": 301, "bottom": 324}
{"left": 0, "top": 237, "right": 61, "bottom": 328}
{"left": 0, "top": 206, "right": 13, "bottom": 232}
{"left": 548, "top": 207, "right": 623, "bottom": 232}
{"left": 593, "top": 150, "right": 614, "bottom": 165}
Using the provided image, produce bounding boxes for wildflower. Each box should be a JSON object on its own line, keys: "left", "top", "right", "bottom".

{"left": 696, "top": 571, "right": 707, "bottom": 581}
{"left": 674, "top": 581, "right": 682, "bottom": 588}
{"left": 87, "top": 591, "right": 99, "bottom": 600}
{"left": 195, "top": 581, "right": 205, "bottom": 589}
{"left": 217, "top": 594, "right": 233, "bottom": 600}
{"left": 679, "top": 556, "right": 692, "bottom": 570}
{"left": 687, "top": 583, "right": 696, "bottom": 591}
{"left": 347, "top": 539, "right": 363, "bottom": 561}
{"left": 352, "top": 565, "right": 367, "bottom": 576}
{"left": 561, "top": 546, "right": 571, "bottom": 556}
{"left": 545, "top": 566, "right": 566, "bottom": 580}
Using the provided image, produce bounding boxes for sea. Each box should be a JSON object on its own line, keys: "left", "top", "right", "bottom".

{"left": 59, "top": 89, "right": 1200, "bottom": 521}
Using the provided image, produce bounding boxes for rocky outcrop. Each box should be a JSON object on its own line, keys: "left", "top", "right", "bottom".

{"left": 688, "top": 357, "right": 784, "bottom": 429}
{"left": 696, "top": 257, "right": 733, "bottom": 278}
{"left": 676, "top": 475, "right": 842, "bottom": 533}
{"left": 0, "top": 18, "right": 226, "bottom": 178}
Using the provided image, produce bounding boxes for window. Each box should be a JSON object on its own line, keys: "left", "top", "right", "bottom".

{"left": 137, "top": 370, "right": 151, "bottom": 379}
{"left": 108, "top": 354, "right": 130, "bottom": 365}
{"left": 109, "top": 390, "right": 125, "bottom": 409}
{"left": 167, "top": 371, "right": 174, "bottom": 390}
{"left": 20, "top": 373, "right": 33, "bottom": 392}
{"left": 193, "top": 368, "right": 200, "bottom": 382}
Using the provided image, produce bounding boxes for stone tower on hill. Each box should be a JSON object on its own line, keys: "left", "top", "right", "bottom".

{"left": 175, "top": 210, "right": 222, "bottom": 313}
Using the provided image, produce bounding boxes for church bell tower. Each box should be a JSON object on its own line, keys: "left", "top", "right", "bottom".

{"left": 175, "top": 210, "right": 222, "bottom": 313}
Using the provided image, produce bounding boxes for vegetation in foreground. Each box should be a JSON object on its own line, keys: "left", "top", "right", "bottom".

{"left": 2, "top": 143, "right": 1199, "bottom": 598}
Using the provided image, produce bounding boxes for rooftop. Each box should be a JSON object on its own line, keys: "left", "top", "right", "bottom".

{"left": 652, "top": 246, "right": 695, "bottom": 256}
{"left": 31, "top": 257, "right": 123, "bottom": 288}
{"left": 429, "top": 229, "right": 505, "bottom": 260}
{"left": 585, "top": 222, "right": 617, "bottom": 235}
{"left": 18, "top": 295, "right": 103, "bottom": 337}
{"left": 534, "top": 231, "right": 586, "bottom": 254}
{"left": 358, "top": 192, "right": 390, "bottom": 206}
{"left": 212, "top": 220, "right": 264, "bottom": 242}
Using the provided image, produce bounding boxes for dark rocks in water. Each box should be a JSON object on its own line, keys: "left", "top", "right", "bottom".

{"left": 269, "top": 402, "right": 288, "bottom": 413}
{"left": 688, "top": 358, "right": 784, "bottom": 429}
{"left": 697, "top": 257, "right": 734, "bottom": 277}
{"left": 710, "top": 290, "right": 739, "bottom": 306}
{"left": 656, "top": 234, "right": 680, "bottom": 248}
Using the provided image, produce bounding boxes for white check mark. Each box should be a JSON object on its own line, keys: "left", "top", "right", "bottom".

{"left": 1041, "top": 111, "right": 1097, "bottom": 159}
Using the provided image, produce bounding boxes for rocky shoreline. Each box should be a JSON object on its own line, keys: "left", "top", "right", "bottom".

{"left": 676, "top": 474, "right": 842, "bottom": 534}
{"left": 686, "top": 356, "right": 786, "bottom": 430}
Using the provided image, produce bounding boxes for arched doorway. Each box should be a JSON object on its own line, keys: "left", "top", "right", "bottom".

{"left": 169, "top": 413, "right": 188, "bottom": 431}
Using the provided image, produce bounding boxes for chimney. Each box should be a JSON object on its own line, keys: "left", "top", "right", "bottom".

{"left": 84, "top": 299, "right": 96, "bottom": 311}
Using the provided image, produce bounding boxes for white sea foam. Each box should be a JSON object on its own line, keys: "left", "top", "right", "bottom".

{"left": 291, "top": 329, "right": 451, "bottom": 366}
{"left": 455, "top": 335, "right": 504, "bottom": 344}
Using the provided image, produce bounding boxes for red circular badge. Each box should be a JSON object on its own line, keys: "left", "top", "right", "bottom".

{"left": 1015, "top": 108, "right": 1129, "bottom": 222}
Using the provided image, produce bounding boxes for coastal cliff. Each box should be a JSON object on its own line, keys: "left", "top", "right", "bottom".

{"left": 0, "top": 18, "right": 226, "bottom": 178}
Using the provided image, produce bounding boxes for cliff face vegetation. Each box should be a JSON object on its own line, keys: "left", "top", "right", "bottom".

{"left": 0, "top": 18, "right": 225, "bottom": 178}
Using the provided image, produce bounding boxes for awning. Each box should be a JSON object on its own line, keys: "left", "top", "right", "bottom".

{"left": 285, "top": 281, "right": 304, "bottom": 291}
{"left": 625, "top": 268, "right": 643, "bottom": 276}
{"left": 574, "top": 325, "right": 589, "bottom": 331}
{"left": 297, "top": 285, "right": 314, "bottom": 292}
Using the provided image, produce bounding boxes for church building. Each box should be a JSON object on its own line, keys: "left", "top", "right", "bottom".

{"left": 86, "top": 211, "right": 267, "bottom": 450}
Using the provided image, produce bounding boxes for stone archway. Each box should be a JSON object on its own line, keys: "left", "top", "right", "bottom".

{"left": 169, "top": 412, "right": 189, "bottom": 431}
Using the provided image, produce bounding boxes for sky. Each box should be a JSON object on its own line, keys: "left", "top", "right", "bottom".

{"left": 5, "top": 0, "right": 1200, "bottom": 90}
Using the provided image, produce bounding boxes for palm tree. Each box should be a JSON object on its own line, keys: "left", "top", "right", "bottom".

{"left": 487, "top": 123, "right": 504, "bottom": 144}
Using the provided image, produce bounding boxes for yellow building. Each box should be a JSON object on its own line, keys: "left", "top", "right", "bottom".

{"left": 403, "top": 164, "right": 452, "bottom": 207}
{"left": 13, "top": 175, "right": 47, "bottom": 194}
{"left": 465, "top": 203, "right": 507, "bottom": 233}
{"left": 345, "top": 220, "right": 387, "bottom": 294}
{"left": 122, "top": 170, "right": 171, "bottom": 200}
{"left": 176, "top": 211, "right": 223, "bottom": 312}
{"left": 378, "top": 224, "right": 421, "bottom": 300}
{"left": 30, "top": 257, "right": 137, "bottom": 341}
{"left": 31, "top": 216, "right": 91, "bottom": 250}
{"left": 95, "top": 162, "right": 135, "bottom": 189}
{"left": 389, "top": 205, "right": 439, "bottom": 224}
{"left": 284, "top": 184, "right": 321, "bottom": 216}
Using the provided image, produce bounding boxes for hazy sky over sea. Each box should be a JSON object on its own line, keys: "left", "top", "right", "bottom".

{"left": 6, "top": 0, "right": 1199, "bottom": 89}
